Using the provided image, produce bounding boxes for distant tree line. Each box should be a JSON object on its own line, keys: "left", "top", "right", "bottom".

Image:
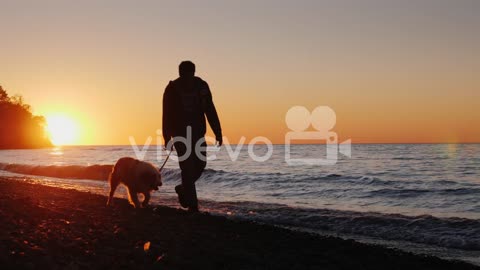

{"left": 0, "top": 85, "right": 52, "bottom": 149}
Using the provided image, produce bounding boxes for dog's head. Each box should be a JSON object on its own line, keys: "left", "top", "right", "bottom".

{"left": 142, "top": 170, "right": 162, "bottom": 191}
{"left": 151, "top": 172, "right": 162, "bottom": 191}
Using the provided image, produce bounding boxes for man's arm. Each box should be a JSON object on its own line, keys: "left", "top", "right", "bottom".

{"left": 162, "top": 82, "right": 174, "bottom": 146}
{"left": 200, "top": 82, "right": 222, "bottom": 145}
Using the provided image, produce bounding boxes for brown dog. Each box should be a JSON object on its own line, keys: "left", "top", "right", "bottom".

{"left": 106, "top": 157, "right": 162, "bottom": 208}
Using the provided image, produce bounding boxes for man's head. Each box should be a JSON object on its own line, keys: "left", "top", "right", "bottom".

{"left": 179, "top": 61, "right": 195, "bottom": 77}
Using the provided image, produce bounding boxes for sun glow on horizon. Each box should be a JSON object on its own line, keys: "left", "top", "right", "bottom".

{"left": 46, "top": 115, "right": 79, "bottom": 146}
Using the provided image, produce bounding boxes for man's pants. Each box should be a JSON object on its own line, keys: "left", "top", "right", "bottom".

{"left": 174, "top": 136, "right": 206, "bottom": 209}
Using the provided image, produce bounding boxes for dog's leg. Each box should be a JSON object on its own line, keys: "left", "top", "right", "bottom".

{"left": 106, "top": 172, "right": 120, "bottom": 206}
{"left": 142, "top": 192, "right": 151, "bottom": 208}
{"left": 127, "top": 188, "right": 141, "bottom": 208}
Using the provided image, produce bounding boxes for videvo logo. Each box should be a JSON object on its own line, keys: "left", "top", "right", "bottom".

{"left": 285, "top": 106, "right": 351, "bottom": 166}
{"left": 129, "top": 105, "right": 351, "bottom": 166}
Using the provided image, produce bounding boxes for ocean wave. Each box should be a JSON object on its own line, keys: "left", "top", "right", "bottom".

{"left": 392, "top": 157, "right": 420, "bottom": 160}
{"left": 204, "top": 200, "right": 480, "bottom": 251}
{"left": 0, "top": 163, "right": 112, "bottom": 180}
{"left": 2, "top": 162, "right": 473, "bottom": 194}
{"left": 370, "top": 187, "right": 480, "bottom": 198}
{"left": 0, "top": 162, "right": 224, "bottom": 182}
{"left": 369, "top": 188, "right": 431, "bottom": 198}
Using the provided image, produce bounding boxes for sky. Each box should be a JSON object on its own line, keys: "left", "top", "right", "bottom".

{"left": 1, "top": 0, "right": 479, "bottom": 144}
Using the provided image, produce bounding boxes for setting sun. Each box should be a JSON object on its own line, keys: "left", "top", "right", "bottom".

{"left": 46, "top": 115, "right": 79, "bottom": 146}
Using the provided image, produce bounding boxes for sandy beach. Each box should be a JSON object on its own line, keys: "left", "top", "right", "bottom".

{"left": 0, "top": 177, "right": 477, "bottom": 270}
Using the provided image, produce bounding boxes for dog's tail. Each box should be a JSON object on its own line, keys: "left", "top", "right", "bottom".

{"left": 109, "top": 165, "right": 122, "bottom": 189}
{"left": 108, "top": 166, "right": 116, "bottom": 185}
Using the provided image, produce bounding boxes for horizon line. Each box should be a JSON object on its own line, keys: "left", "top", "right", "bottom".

{"left": 44, "top": 142, "right": 480, "bottom": 147}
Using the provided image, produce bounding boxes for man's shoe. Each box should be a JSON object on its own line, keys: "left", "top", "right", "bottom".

{"left": 175, "top": 185, "right": 188, "bottom": 208}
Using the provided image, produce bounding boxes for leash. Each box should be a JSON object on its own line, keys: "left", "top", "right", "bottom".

{"left": 159, "top": 144, "right": 174, "bottom": 171}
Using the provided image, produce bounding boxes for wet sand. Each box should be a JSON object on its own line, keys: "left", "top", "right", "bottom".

{"left": 0, "top": 177, "right": 477, "bottom": 270}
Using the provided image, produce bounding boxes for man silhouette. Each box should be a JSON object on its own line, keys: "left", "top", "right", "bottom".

{"left": 163, "top": 61, "right": 222, "bottom": 212}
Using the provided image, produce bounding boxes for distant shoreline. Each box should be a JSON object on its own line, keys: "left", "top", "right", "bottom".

{"left": 0, "top": 177, "right": 477, "bottom": 269}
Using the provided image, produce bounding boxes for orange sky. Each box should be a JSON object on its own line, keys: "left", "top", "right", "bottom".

{"left": 1, "top": 1, "right": 479, "bottom": 145}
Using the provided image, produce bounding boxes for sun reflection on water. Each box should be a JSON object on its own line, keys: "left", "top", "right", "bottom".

{"left": 50, "top": 147, "right": 64, "bottom": 156}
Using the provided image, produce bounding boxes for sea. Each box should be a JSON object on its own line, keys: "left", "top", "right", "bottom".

{"left": 0, "top": 144, "right": 479, "bottom": 265}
